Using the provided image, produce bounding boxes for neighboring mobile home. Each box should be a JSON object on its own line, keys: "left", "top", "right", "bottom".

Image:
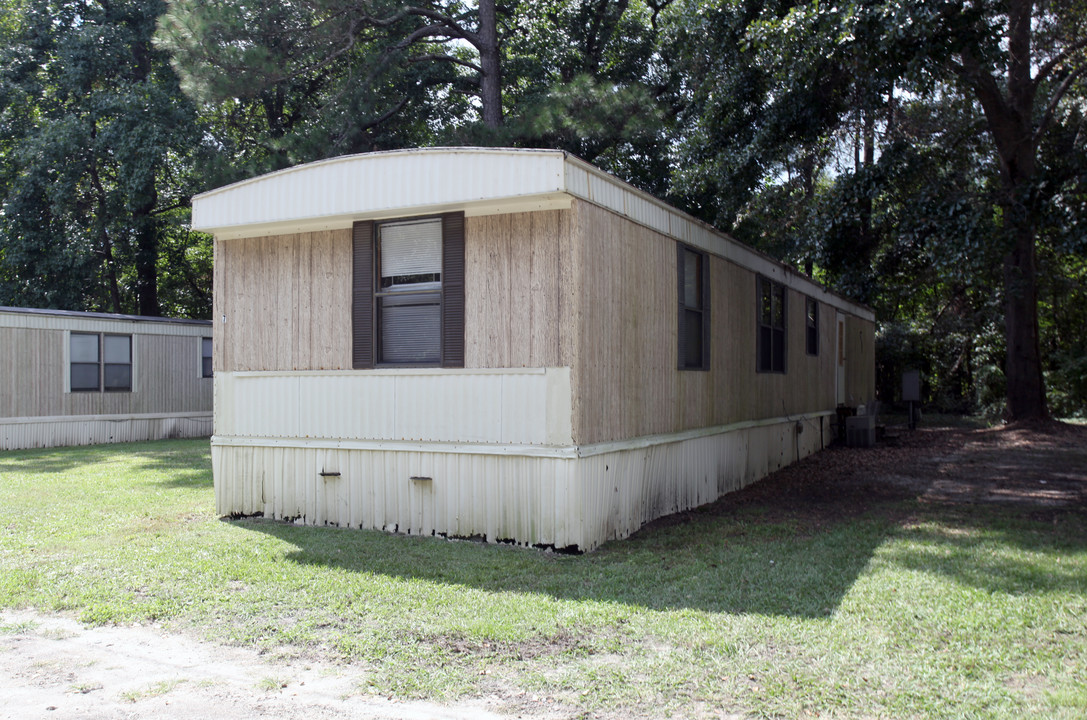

{"left": 0, "top": 307, "right": 213, "bottom": 450}
{"left": 193, "top": 147, "right": 875, "bottom": 552}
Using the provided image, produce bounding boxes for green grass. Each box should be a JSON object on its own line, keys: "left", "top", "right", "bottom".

{"left": 1, "top": 438, "right": 1085, "bottom": 718}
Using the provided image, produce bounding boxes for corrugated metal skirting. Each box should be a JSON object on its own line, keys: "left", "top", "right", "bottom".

{"left": 1, "top": 414, "right": 213, "bottom": 451}
{"left": 213, "top": 415, "right": 826, "bottom": 552}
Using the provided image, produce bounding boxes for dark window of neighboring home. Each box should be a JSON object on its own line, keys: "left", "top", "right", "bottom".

{"left": 677, "top": 244, "right": 710, "bottom": 370}
{"left": 103, "top": 335, "right": 132, "bottom": 391}
{"left": 70, "top": 332, "right": 101, "bottom": 391}
{"left": 70, "top": 333, "right": 132, "bottom": 392}
{"left": 352, "top": 213, "right": 465, "bottom": 369}
{"left": 201, "top": 337, "right": 213, "bottom": 378}
{"left": 805, "top": 297, "right": 819, "bottom": 356}
{"left": 757, "top": 276, "right": 787, "bottom": 373}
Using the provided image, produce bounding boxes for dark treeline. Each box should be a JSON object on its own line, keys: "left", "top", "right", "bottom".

{"left": 1, "top": 0, "right": 1084, "bottom": 419}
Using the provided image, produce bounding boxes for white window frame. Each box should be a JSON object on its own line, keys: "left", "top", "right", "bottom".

{"left": 65, "top": 330, "right": 136, "bottom": 394}
{"left": 199, "top": 336, "right": 213, "bottom": 379}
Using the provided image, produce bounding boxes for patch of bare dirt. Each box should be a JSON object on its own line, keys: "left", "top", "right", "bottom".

{"left": 649, "top": 420, "right": 1087, "bottom": 531}
{"left": 0, "top": 611, "right": 519, "bottom": 720}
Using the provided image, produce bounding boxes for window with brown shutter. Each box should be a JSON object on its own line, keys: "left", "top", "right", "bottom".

{"left": 352, "top": 212, "right": 464, "bottom": 369}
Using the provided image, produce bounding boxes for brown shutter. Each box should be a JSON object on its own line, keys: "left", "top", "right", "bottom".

{"left": 441, "top": 212, "right": 465, "bottom": 367}
{"left": 352, "top": 220, "right": 375, "bottom": 369}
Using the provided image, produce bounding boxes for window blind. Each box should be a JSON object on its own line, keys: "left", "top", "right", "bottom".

{"left": 380, "top": 218, "right": 442, "bottom": 288}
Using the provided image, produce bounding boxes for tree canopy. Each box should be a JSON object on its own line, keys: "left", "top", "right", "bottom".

{"left": 0, "top": 0, "right": 1084, "bottom": 417}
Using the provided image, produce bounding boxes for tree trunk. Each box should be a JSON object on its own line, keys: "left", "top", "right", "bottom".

{"left": 131, "top": 36, "right": 161, "bottom": 317}
{"left": 1002, "top": 204, "right": 1047, "bottom": 419}
{"left": 961, "top": 0, "right": 1048, "bottom": 420}
{"left": 133, "top": 182, "right": 160, "bottom": 317}
{"left": 477, "top": 0, "right": 502, "bottom": 128}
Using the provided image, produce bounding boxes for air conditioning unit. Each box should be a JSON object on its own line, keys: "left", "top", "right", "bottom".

{"left": 845, "top": 414, "right": 876, "bottom": 448}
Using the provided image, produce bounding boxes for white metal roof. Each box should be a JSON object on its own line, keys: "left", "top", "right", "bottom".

{"left": 191, "top": 147, "right": 873, "bottom": 321}
{"left": 0, "top": 306, "right": 211, "bottom": 335}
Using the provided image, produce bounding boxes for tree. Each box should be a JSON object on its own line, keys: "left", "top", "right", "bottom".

{"left": 156, "top": 0, "right": 505, "bottom": 137}
{"left": 949, "top": 0, "right": 1086, "bottom": 418}
{"left": 157, "top": 0, "right": 679, "bottom": 190}
{"left": 0, "top": 0, "right": 204, "bottom": 316}
{"left": 669, "top": 0, "right": 1087, "bottom": 420}
{"left": 500, "top": 0, "right": 679, "bottom": 193}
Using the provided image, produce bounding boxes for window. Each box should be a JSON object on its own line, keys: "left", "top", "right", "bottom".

{"left": 70, "top": 332, "right": 132, "bottom": 392}
{"left": 677, "top": 244, "right": 709, "bottom": 370}
{"left": 201, "top": 337, "right": 213, "bottom": 378}
{"left": 757, "top": 277, "right": 786, "bottom": 373}
{"left": 70, "top": 333, "right": 100, "bottom": 391}
{"left": 805, "top": 297, "right": 819, "bottom": 356}
{"left": 352, "top": 213, "right": 465, "bottom": 368}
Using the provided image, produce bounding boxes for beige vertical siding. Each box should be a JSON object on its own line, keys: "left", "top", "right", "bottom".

{"left": 215, "top": 215, "right": 574, "bottom": 374}
{"left": 1, "top": 326, "right": 211, "bottom": 419}
{"left": 571, "top": 200, "right": 859, "bottom": 444}
{"left": 464, "top": 209, "right": 573, "bottom": 369}
{"left": 1, "top": 327, "right": 64, "bottom": 417}
{"left": 845, "top": 315, "right": 877, "bottom": 406}
{"left": 210, "top": 201, "right": 873, "bottom": 445}
{"left": 573, "top": 201, "right": 677, "bottom": 444}
{"left": 213, "top": 229, "right": 353, "bottom": 373}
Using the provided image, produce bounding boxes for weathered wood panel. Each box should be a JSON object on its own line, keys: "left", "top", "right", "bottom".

{"left": 464, "top": 209, "right": 570, "bottom": 369}
{"left": 214, "top": 229, "right": 353, "bottom": 372}
{"left": 572, "top": 203, "right": 681, "bottom": 444}
{"left": 571, "top": 200, "right": 861, "bottom": 444}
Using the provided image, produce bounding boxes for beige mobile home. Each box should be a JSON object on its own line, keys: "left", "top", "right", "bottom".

{"left": 0, "top": 307, "right": 213, "bottom": 449}
{"left": 193, "top": 147, "right": 875, "bottom": 552}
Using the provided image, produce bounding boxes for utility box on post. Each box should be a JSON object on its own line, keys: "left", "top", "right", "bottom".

{"left": 902, "top": 369, "right": 921, "bottom": 429}
{"left": 902, "top": 370, "right": 921, "bottom": 403}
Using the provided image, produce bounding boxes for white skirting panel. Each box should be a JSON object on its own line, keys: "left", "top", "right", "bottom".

{"left": 212, "top": 414, "right": 828, "bottom": 552}
{"left": 215, "top": 368, "right": 573, "bottom": 446}
{"left": 1, "top": 413, "right": 213, "bottom": 451}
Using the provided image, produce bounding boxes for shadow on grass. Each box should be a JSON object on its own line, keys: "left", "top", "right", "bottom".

{"left": 881, "top": 510, "right": 1087, "bottom": 596}
{"left": 239, "top": 506, "right": 897, "bottom": 618}
{"left": 236, "top": 425, "right": 1087, "bottom": 618}
{"left": 239, "top": 500, "right": 1087, "bottom": 617}
{"left": 0, "top": 438, "right": 212, "bottom": 489}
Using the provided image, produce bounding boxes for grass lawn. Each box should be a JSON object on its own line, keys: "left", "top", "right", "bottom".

{"left": 1, "top": 437, "right": 1085, "bottom": 718}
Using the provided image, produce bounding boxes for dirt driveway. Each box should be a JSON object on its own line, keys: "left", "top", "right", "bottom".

{"left": 2, "top": 421, "right": 1084, "bottom": 719}
{"left": 0, "top": 609, "right": 516, "bottom": 720}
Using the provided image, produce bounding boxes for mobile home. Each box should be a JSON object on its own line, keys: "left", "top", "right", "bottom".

{"left": 0, "top": 307, "right": 213, "bottom": 450}
{"left": 193, "top": 148, "right": 875, "bottom": 551}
